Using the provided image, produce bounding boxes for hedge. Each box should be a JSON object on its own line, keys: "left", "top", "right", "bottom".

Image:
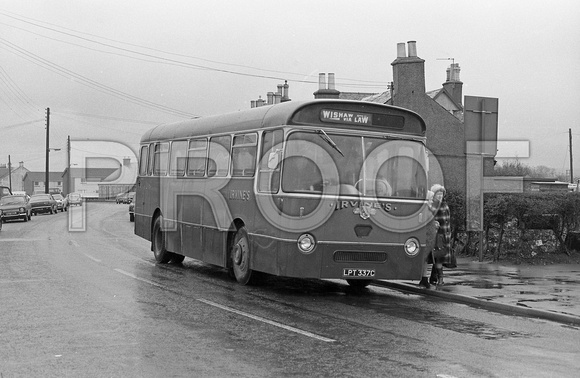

{"left": 445, "top": 190, "right": 580, "bottom": 261}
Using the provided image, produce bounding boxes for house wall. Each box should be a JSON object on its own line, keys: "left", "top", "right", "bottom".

{"left": 391, "top": 42, "right": 466, "bottom": 194}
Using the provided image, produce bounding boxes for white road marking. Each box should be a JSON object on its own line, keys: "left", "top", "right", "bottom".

{"left": 197, "top": 298, "right": 336, "bottom": 343}
{"left": 114, "top": 269, "right": 166, "bottom": 288}
{"left": 81, "top": 253, "right": 101, "bottom": 263}
{"left": 112, "top": 269, "right": 335, "bottom": 343}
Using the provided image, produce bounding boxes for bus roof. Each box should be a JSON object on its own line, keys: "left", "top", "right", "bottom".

{"left": 140, "top": 99, "right": 426, "bottom": 144}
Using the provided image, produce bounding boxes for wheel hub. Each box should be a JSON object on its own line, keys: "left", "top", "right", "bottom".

{"left": 233, "top": 244, "right": 242, "bottom": 265}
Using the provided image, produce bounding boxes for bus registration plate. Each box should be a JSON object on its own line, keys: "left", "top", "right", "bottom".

{"left": 343, "top": 269, "right": 375, "bottom": 277}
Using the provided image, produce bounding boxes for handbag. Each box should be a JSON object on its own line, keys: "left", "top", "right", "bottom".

{"left": 443, "top": 243, "right": 458, "bottom": 269}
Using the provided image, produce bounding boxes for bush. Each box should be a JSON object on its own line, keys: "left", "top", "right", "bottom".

{"left": 448, "top": 191, "right": 580, "bottom": 261}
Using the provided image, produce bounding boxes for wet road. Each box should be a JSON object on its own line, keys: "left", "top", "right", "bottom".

{"left": 1, "top": 203, "right": 578, "bottom": 377}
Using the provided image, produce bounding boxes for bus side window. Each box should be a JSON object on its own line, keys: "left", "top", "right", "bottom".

{"left": 139, "top": 145, "right": 149, "bottom": 176}
{"left": 186, "top": 138, "right": 208, "bottom": 177}
{"left": 147, "top": 143, "right": 155, "bottom": 176}
{"left": 153, "top": 142, "right": 169, "bottom": 176}
{"left": 208, "top": 135, "right": 231, "bottom": 177}
{"left": 258, "top": 129, "right": 283, "bottom": 193}
{"left": 169, "top": 140, "right": 188, "bottom": 176}
{"left": 231, "top": 133, "right": 257, "bottom": 177}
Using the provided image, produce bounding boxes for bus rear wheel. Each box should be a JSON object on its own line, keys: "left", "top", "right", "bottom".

{"left": 231, "top": 227, "right": 254, "bottom": 285}
{"left": 152, "top": 216, "right": 172, "bottom": 263}
{"left": 346, "top": 279, "right": 372, "bottom": 288}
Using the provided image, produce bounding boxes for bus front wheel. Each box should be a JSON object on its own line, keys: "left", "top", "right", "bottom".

{"left": 231, "top": 227, "right": 254, "bottom": 285}
{"left": 152, "top": 216, "right": 172, "bottom": 263}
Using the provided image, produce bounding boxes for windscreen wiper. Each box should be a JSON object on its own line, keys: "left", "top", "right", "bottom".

{"left": 317, "top": 130, "right": 344, "bottom": 157}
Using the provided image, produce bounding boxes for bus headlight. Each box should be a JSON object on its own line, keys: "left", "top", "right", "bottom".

{"left": 404, "top": 237, "right": 420, "bottom": 257}
{"left": 297, "top": 234, "right": 316, "bottom": 254}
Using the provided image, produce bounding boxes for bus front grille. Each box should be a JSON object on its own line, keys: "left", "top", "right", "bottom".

{"left": 333, "top": 251, "right": 388, "bottom": 263}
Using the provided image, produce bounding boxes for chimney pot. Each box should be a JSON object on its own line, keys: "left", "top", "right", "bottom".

{"left": 407, "top": 41, "right": 417, "bottom": 57}
{"left": 267, "top": 92, "right": 274, "bottom": 105}
{"left": 328, "top": 73, "right": 336, "bottom": 90}
{"left": 397, "top": 42, "right": 406, "bottom": 58}
{"left": 318, "top": 73, "right": 326, "bottom": 90}
{"left": 277, "top": 84, "right": 283, "bottom": 95}
{"left": 282, "top": 80, "right": 290, "bottom": 101}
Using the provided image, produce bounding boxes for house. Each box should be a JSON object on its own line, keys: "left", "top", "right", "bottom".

{"left": 22, "top": 171, "right": 64, "bottom": 195}
{"left": 62, "top": 157, "right": 137, "bottom": 199}
{"left": 313, "top": 42, "right": 484, "bottom": 195}
{"left": 0, "top": 161, "right": 30, "bottom": 192}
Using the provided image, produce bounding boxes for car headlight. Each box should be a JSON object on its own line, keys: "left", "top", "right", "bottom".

{"left": 404, "top": 237, "right": 421, "bottom": 257}
{"left": 297, "top": 233, "right": 316, "bottom": 254}
{"left": 20, "top": 207, "right": 25, "bottom": 212}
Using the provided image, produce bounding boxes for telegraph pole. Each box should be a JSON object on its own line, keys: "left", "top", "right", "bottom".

{"left": 45, "top": 107, "right": 50, "bottom": 194}
{"left": 8, "top": 155, "right": 12, "bottom": 192}
{"left": 67, "top": 135, "right": 71, "bottom": 195}
{"left": 570, "top": 128, "right": 574, "bottom": 183}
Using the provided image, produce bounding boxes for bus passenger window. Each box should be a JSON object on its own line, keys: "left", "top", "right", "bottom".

{"left": 153, "top": 142, "right": 169, "bottom": 176}
{"left": 232, "top": 133, "right": 257, "bottom": 177}
{"left": 139, "top": 145, "right": 149, "bottom": 176}
{"left": 169, "top": 140, "right": 187, "bottom": 176}
{"left": 208, "top": 135, "right": 231, "bottom": 177}
{"left": 186, "top": 139, "right": 208, "bottom": 177}
{"left": 258, "top": 129, "right": 283, "bottom": 193}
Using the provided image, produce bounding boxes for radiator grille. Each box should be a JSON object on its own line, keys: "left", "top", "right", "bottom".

{"left": 333, "top": 251, "right": 387, "bottom": 263}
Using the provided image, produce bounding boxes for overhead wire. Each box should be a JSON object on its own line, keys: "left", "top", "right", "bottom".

{"left": 0, "top": 37, "right": 200, "bottom": 119}
{"left": 0, "top": 10, "right": 389, "bottom": 89}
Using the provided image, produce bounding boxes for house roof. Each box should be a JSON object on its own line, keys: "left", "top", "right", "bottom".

{"left": 338, "top": 92, "right": 378, "bottom": 101}
{"left": 362, "top": 91, "right": 392, "bottom": 104}
{"left": 23, "top": 171, "right": 64, "bottom": 182}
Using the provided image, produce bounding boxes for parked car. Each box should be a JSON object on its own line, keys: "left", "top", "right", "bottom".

{"left": 0, "top": 195, "right": 32, "bottom": 222}
{"left": 66, "top": 193, "right": 83, "bottom": 207}
{"left": 52, "top": 193, "right": 67, "bottom": 212}
{"left": 129, "top": 197, "right": 135, "bottom": 222}
{"left": 29, "top": 194, "right": 58, "bottom": 215}
{"left": 116, "top": 192, "right": 131, "bottom": 204}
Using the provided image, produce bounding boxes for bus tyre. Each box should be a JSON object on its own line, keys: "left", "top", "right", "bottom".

{"left": 346, "top": 279, "right": 372, "bottom": 289}
{"left": 170, "top": 254, "right": 185, "bottom": 264}
{"left": 231, "top": 227, "right": 254, "bottom": 285}
{"left": 152, "top": 216, "right": 172, "bottom": 263}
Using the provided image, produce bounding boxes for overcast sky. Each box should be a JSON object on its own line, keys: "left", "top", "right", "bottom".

{"left": 1, "top": 0, "right": 579, "bottom": 177}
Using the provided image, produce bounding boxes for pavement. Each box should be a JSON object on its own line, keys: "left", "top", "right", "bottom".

{"left": 376, "top": 257, "right": 580, "bottom": 326}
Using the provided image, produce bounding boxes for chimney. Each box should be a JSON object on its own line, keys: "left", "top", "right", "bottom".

{"left": 277, "top": 84, "right": 283, "bottom": 95}
{"left": 19, "top": 161, "right": 24, "bottom": 168}
{"left": 397, "top": 42, "right": 406, "bottom": 58}
{"left": 391, "top": 41, "right": 426, "bottom": 100}
{"left": 328, "top": 73, "right": 337, "bottom": 90}
{"left": 318, "top": 73, "right": 326, "bottom": 90}
{"left": 442, "top": 63, "right": 463, "bottom": 106}
{"left": 313, "top": 72, "right": 340, "bottom": 99}
{"left": 281, "top": 80, "right": 290, "bottom": 102}
{"left": 407, "top": 41, "right": 417, "bottom": 57}
{"left": 251, "top": 100, "right": 256, "bottom": 108}
{"left": 267, "top": 92, "right": 274, "bottom": 105}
